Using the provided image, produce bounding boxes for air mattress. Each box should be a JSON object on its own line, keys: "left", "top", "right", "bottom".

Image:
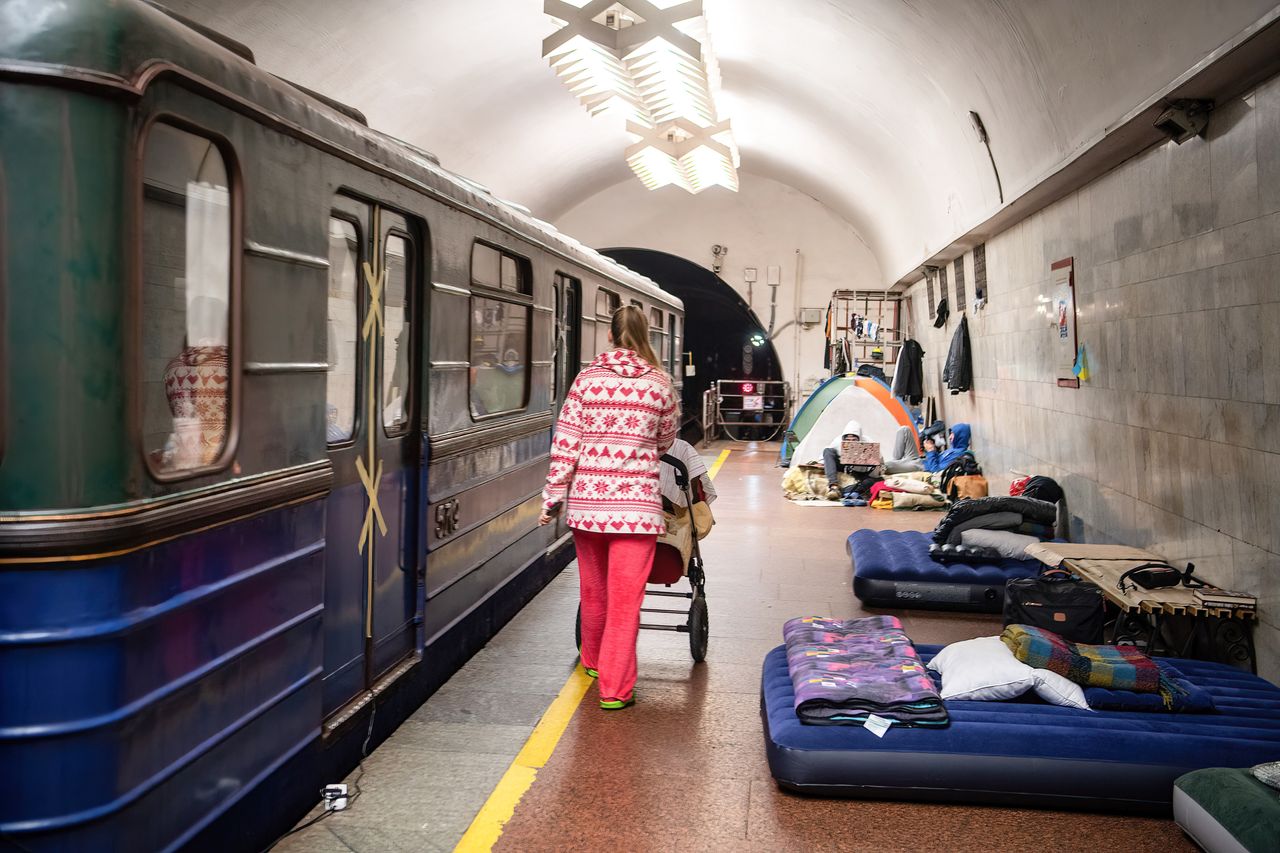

{"left": 762, "top": 644, "right": 1280, "bottom": 813}
{"left": 848, "top": 529, "right": 1040, "bottom": 612}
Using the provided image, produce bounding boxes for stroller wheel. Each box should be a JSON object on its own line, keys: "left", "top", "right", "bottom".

{"left": 575, "top": 603, "right": 582, "bottom": 652}
{"left": 689, "top": 594, "right": 709, "bottom": 663}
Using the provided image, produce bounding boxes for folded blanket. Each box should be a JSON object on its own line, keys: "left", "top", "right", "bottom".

{"left": 1016, "top": 521, "right": 1055, "bottom": 539}
{"left": 882, "top": 475, "right": 936, "bottom": 495}
{"left": 933, "top": 496, "right": 1057, "bottom": 545}
{"left": 784, "top": 616, "right": 949, "bottom": 727}
{"left": 893, "top": 491, "right": 947, "bottom": 510}
{"left": 1001, "top": 624, "right": 1162, "bottom": 693}
{"left": 945, "top": 511, "right": 1023, "bottom": 544}
{"left": 1084, "top": 662, "right": 1216, "bottom": 713}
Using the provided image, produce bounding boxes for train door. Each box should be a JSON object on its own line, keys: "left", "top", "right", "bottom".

{"left": 553, "top": 272, "right": 581, "bottom": 402}
{"left": 369, "top": 210, "right": 421, "bottom": 679}
{"left": 322, "top": 199, "right": 422, "bottom": 718}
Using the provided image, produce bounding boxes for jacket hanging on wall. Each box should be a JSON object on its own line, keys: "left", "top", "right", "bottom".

{"left": 942, "top": 315, "right": 972, "bottom": 394}
{"left": 891, "top": 339, "right": 925, "bottom": 405}
{"left": 932, "top": 297, "right": 950, "bottom": 328}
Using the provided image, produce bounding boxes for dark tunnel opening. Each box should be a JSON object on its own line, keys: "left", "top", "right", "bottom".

{"left": 602, "top": 247, "right": 785, "bottom": 441}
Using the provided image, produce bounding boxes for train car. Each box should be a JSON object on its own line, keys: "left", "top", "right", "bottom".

{"left": 0, "top": 2, "right": 683, "bottom": 850}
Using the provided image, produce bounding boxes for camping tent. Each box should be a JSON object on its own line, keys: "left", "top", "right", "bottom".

{"left": 780, "top": 374, "right": 918, "bottom": 467}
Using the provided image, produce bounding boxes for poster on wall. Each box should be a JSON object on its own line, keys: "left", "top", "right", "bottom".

{"left": 1050, "top": 257, "right": 1079, "bottom": 388}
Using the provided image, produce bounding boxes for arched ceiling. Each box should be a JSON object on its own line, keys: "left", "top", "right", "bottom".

{"left": 163, "top": 0, "right": 1279, "bottom": 281}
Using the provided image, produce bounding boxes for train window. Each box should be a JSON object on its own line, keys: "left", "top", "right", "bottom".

{"left": 648, "top": 306, "right": 664, "bottom": 356}
{"left": 669, "top": 313, "right": 680, "bottom": 376}
{"left": 595, "top": 288, "right": 619, "bottom": 318}
{"left": 471, "top": 241, "right": 530, "bottom": 295}
{"left": 553, "top": 273, "right": 581, "bottom": 401}
{"left": 383, "top": 233, "right": 412, "bottom": 431}
{"left": 470, "top": 296, "right": 530, "bottom": 417}
{"left": 326, "top": 217, "right": 360, "bottom": 442}
{"left": 472, "top": 243, "right": 500, "bottom": 289}
{"left": 140, "top": 121, "right": 232, "bottom": 476}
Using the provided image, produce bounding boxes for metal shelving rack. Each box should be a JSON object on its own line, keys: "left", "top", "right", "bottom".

{"left": 827, "top": 290, "right": 906, "bottom": 371}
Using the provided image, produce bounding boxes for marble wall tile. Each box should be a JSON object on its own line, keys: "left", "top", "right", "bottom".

{"left": 1225, "top": 305, "right": 1265, "bottom": 403}
{"left": 1260, "top": 74, "right": 1280, "bottom": 216}
{"left": 1210, "top": 94, "right": 1260, "bottom": 229}
{"left": 1263, "top": 302, "right": 1280, "bottom": 405}
{"left": 1168, "top": 134, "right": 1215, "bottom": 239}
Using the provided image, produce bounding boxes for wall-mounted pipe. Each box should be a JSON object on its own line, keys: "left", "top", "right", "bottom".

{"left": 969, "top": 110, "right": 1004, "bottom": 204}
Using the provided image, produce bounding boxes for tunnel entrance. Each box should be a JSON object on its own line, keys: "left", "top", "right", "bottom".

{"left": 602, "top": 248, "right": 785, "bottom": 441}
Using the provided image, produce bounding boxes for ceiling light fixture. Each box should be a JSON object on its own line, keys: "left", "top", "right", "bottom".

{"left": 543, "top": 0, "right": 739, "bottom": 193}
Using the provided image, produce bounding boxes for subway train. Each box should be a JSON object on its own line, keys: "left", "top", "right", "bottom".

{"left": 0, "top": 2, "right": 683, "bottom": 850}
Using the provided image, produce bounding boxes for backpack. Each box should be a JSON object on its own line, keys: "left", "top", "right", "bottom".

{"left": 939, "top": 453, "right": 982, "bottom": 498}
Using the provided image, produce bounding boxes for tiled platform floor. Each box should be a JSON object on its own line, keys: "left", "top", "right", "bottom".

{"left": 277, "top": 441, "right": 1194, "bottom": 853}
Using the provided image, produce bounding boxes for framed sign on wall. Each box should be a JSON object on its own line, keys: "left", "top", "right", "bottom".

{"left": 1050, "top": 257, "right": 1080, "bottom": 388}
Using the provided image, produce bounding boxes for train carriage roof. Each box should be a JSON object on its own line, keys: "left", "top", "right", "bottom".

{"left": 0, "top": 0, "right": 682, "bottom": 310}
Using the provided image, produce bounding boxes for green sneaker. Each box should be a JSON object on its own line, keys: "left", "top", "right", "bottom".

{"left": 599, "top": 696, "right": 635, "bottom": 710}
{"left": 584, "top": 667, "right": 598, "bottom": 678}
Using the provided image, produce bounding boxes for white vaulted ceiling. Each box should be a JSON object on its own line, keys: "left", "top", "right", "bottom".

{"left": 164, "top": 0, "right": 1279, "bottom": 282}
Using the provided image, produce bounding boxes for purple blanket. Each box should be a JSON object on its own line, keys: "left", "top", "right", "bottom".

{"left": 782, "top": 615, "right": 949, "bottom": 727}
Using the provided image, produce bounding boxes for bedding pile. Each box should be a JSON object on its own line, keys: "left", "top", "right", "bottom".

{"left": 868, "top": 473, "right": 947, "bottom": 511}
{"left": 929, "top": 496, "right": 1058, "bottom": 563}
{"left": 783, "top": 615, "right": 949, "bottom": 727}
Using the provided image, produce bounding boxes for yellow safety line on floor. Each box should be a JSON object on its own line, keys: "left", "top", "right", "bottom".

{"left": 453, "top": 667, "right": 593, "bottom": 852}
{"left": 453, "top": 451, "right": 729, "bottom": 852}
{"left": 706, "top": 448, "right": 731, "bottom": 480}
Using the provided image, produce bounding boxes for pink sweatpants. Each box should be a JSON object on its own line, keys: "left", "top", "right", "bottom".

{"left": 573, "top": 529, "right": 657, "bottom": 702}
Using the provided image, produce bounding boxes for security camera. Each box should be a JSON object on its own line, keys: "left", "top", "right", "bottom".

{"left": 1154, "top": 99, "right": 1212, "bottom": 144}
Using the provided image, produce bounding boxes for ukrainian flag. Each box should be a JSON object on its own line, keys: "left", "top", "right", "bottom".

{"left": 1072, "top": 343, "right": 1091, "bottom": 382}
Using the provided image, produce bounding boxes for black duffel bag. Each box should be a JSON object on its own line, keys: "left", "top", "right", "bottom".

{"left": 1003, "top": 569, "right": 1105, "bottom": 644}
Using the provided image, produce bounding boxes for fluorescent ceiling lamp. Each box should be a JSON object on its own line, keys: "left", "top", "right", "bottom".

{"left": 544, "top": 0, "right": 739, "bottom": 193}
{"left": 625, "top": 118, "right": 738, "bottom": 193}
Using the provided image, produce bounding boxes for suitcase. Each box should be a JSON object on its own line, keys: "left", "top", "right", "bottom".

{"left": 1003, "top": 570, "right": 1105, "bottom": 644}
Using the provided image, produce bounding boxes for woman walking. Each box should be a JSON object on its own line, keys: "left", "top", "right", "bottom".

{"left": 539, "top": 306, "right": 680, "bottom": 710}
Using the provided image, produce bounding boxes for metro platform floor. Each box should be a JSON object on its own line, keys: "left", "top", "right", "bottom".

{"left": 274, "top": 441, "right": 1193, "bottom": 853}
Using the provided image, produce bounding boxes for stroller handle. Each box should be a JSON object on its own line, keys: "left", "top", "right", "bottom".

{"left": 660, "top": 454, "right": 690, "bottom": 488}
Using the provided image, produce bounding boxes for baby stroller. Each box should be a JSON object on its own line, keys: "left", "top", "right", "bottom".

{"left": 575, "top": 454, "right": 710, "bottom": 662}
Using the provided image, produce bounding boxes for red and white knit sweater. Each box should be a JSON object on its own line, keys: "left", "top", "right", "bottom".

{"left": 542, "top": 349, "right": 679, "bottom": 534}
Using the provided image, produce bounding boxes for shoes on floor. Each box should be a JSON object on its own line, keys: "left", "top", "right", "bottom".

{"left": 600, "top": 696, "right": 635, "bottom": 710}
{"left": 825, "top": 485, "right": 842, "bottom": 501}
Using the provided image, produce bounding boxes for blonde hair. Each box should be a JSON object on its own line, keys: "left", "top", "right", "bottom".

{"left": 611, "top": 305, "right": 663, "bottom": 370}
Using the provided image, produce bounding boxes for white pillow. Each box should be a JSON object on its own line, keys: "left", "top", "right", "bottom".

{"left": 927, "top": 636, "right": 1036, "bottom": 701}
{"left": 1031, "top": 668, "right": 1090, "bottom": 710}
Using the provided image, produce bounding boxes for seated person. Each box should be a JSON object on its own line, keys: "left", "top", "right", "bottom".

{"left": 822, "top": 420, "right": 875, "bottom": 500}
{"left": 922, "top": 422, "right": 973, "bottom": 473}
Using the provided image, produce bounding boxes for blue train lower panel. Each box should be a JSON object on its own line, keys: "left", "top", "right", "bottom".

{"left": 0, "top": 501, "right": 324, "bottom": 852}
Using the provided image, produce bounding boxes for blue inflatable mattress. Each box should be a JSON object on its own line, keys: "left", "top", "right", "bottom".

{"left": 848, "top": 529, "right": 1040, "bottom": 612}
{"left": 762, "top": 644, "right": 1280, "bottom": 813}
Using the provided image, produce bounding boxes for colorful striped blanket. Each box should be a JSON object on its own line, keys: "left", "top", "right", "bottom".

{"left": 1001, "top": 624, "right": 1161, "bottom": 693}
{"left": 783, "top": 615, "right": 949, "bottom": 727}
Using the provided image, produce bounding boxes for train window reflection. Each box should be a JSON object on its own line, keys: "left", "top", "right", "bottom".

{"left": 141, "top": 122, "right": 231, "bottom": 475}
{"left": 470, "top": 296, "right": 530, "bottom": 417}
{"left": 325, "top": 217, "right": 359, "bottom": 443}
{"left": 383, "top": 234, "right": 412, "bottom": 431}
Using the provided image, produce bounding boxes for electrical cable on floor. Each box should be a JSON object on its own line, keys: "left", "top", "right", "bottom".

{"left": 261, "top": 693, "right": 377, "bottom": 852}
